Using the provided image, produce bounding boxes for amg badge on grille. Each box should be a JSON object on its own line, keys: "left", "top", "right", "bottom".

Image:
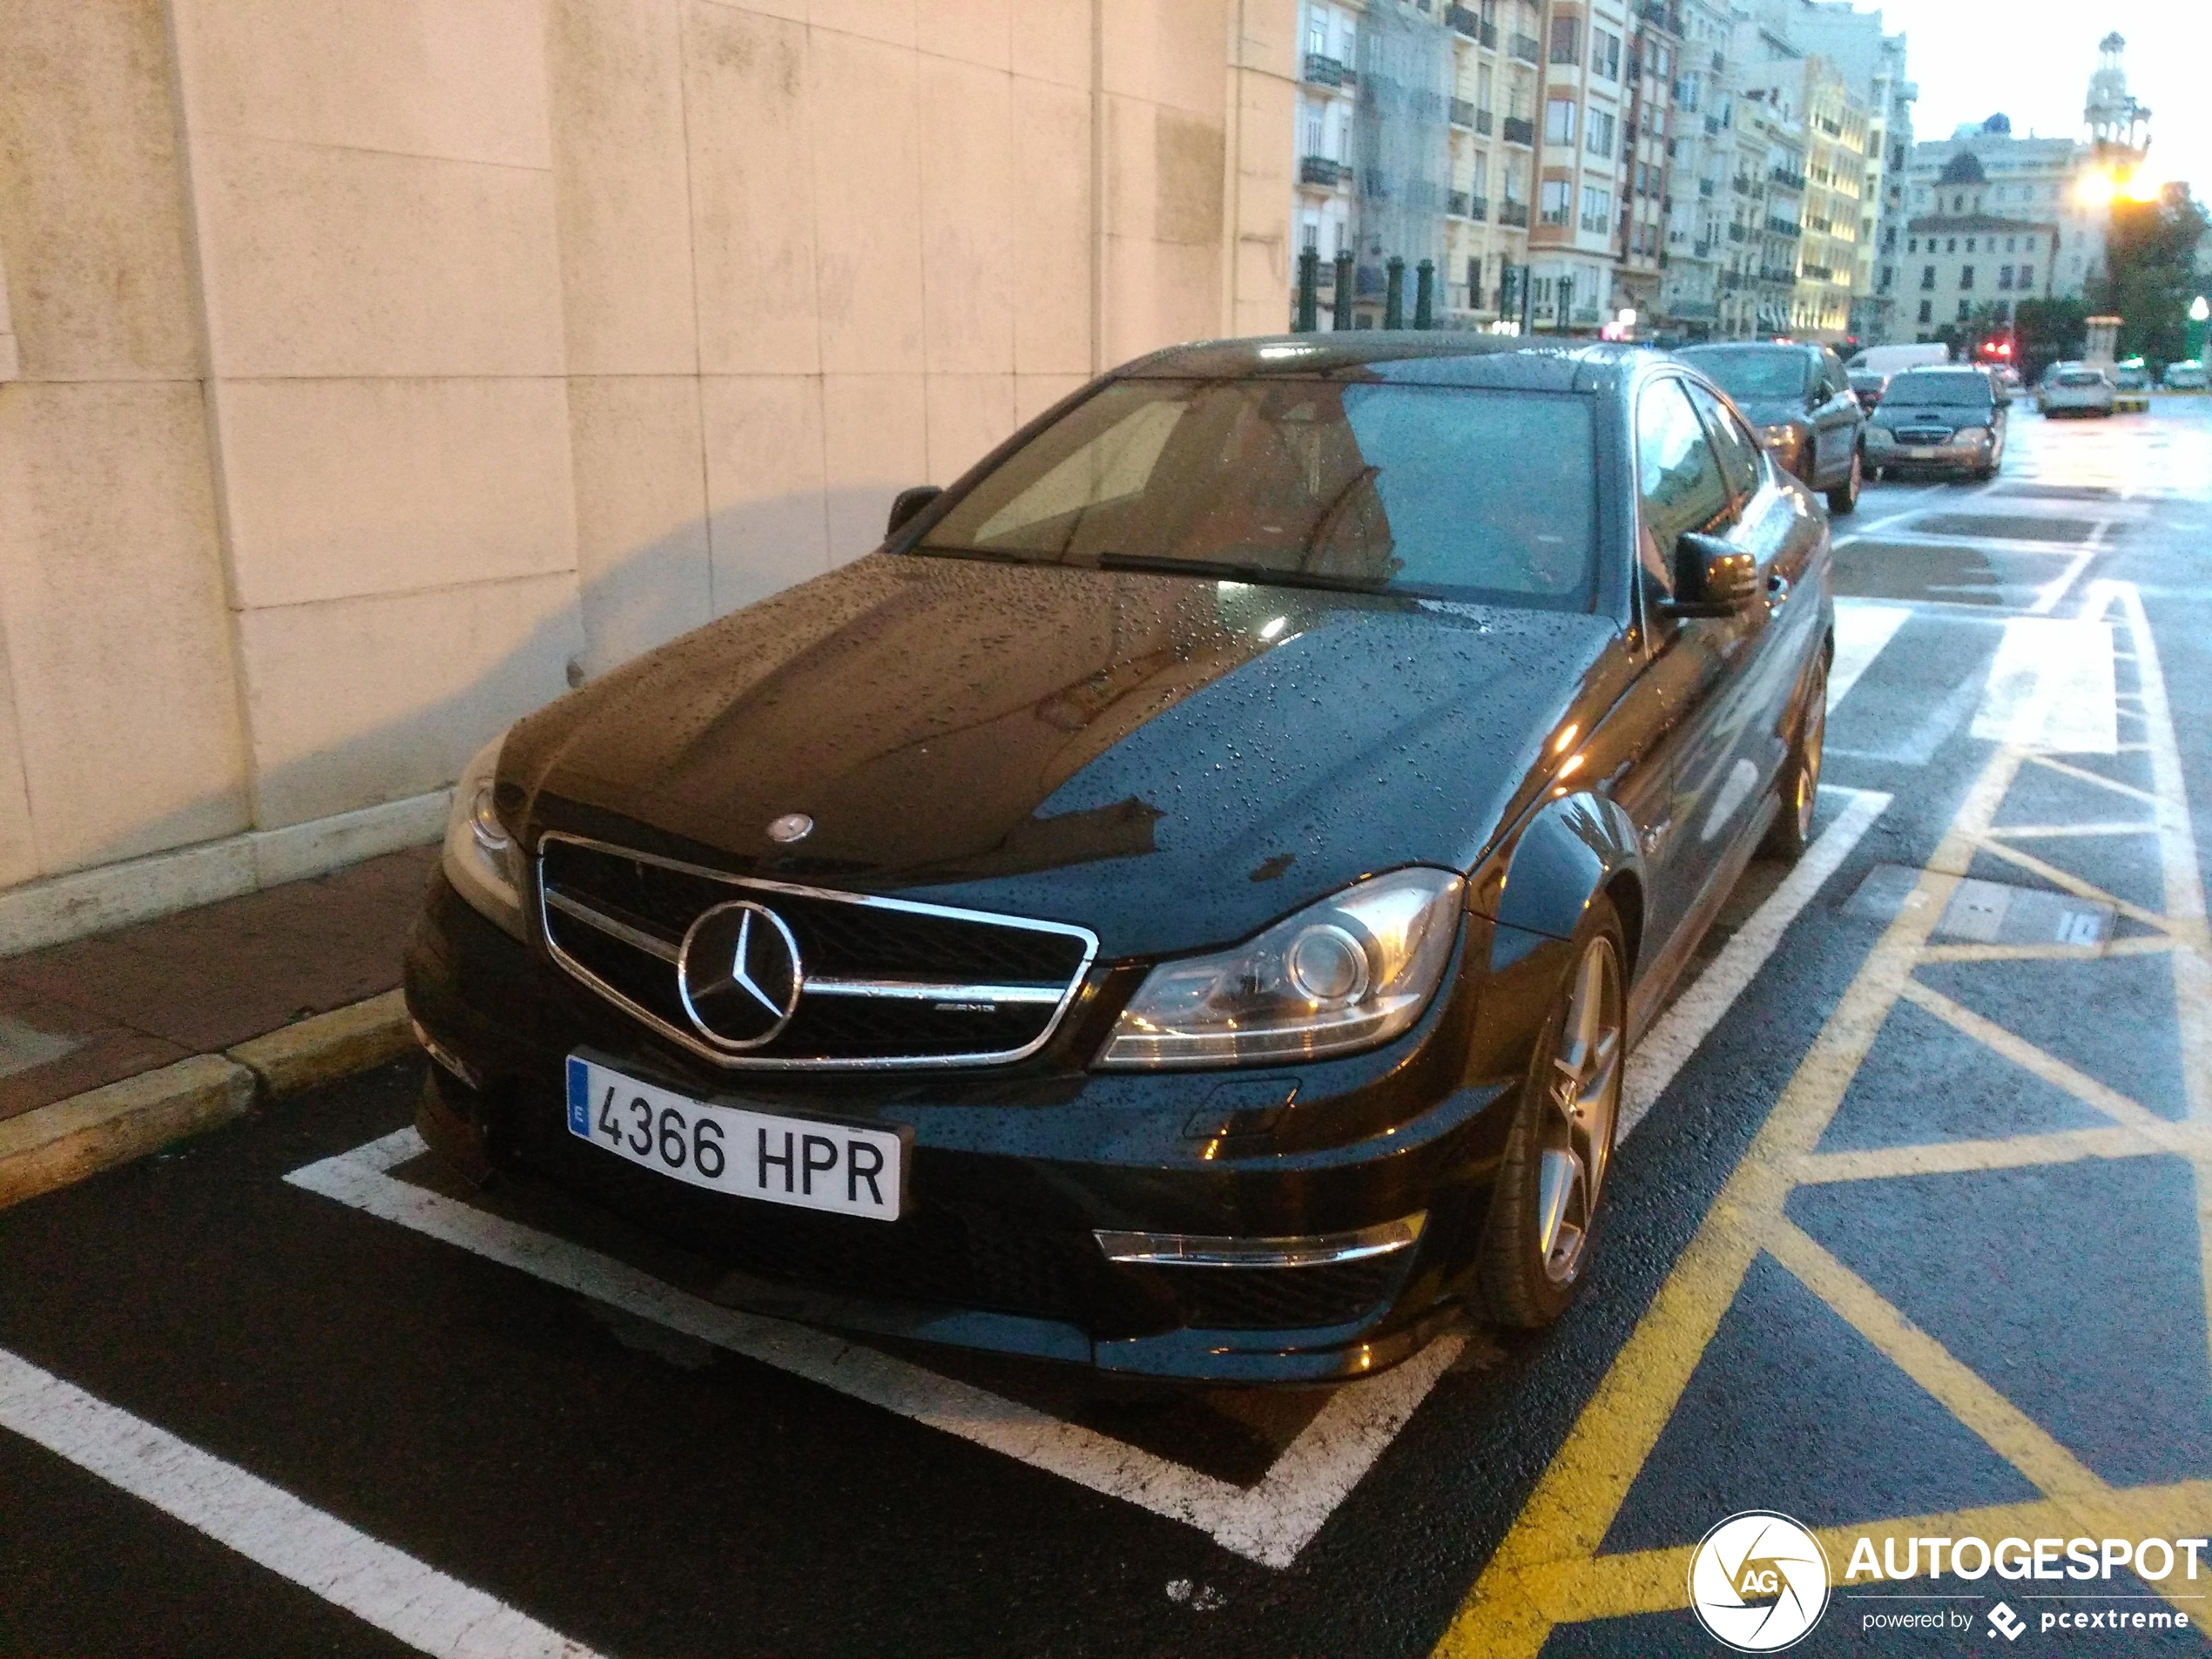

{"left": 676, "top": 900, "right": 803, "bottom": 1048}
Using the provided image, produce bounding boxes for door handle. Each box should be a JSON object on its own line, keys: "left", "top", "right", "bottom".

{"left": 1766, "top": 573, "right": 1791, "bottom": 609}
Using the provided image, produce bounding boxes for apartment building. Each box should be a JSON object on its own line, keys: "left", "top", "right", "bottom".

{"left": 1291, "top": 0, "right": 1535, "bottom": 327}
{"left": 1902, "top": 152, "right": 2060, "bottom": 337}
{"left": 1659, "top": 0, "right": 1737, "bottom": 338}
{"left": 1906, "top": 120, "right": 2105, "bottom": 300}
{"left": 1792, "top": 56, "right": 1867, "bottom": 336}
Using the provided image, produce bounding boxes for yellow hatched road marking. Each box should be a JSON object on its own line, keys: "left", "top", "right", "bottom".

{"left": 1430, "top": 581, "right": 2212, "bottom": 1656}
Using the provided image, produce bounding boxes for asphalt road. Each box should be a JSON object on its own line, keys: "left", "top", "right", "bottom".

{"left": 4, "top": 399, "right": 2210, "bottom": 1659}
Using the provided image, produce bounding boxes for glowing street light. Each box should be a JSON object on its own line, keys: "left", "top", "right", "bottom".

{"left": 2193, "top": 296, "right": 2210, "bottom": 323}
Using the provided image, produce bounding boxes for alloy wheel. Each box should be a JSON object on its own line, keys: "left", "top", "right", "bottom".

{"left": 1793, "top": 664, "right": 1826, "bottom": 843}
{"left": 1534, "top": 935, "right": 1623, "bottom": 1284}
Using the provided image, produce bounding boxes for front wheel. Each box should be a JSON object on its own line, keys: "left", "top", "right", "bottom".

{"left": 1825, "top": 447, "right": 1862, "bottom": 516}
{"left": 1478, "top": 900, "right": 1628, "bottom": 1329}
{"left": 1760, "top": 651, "right": 1827, "bottom": 861}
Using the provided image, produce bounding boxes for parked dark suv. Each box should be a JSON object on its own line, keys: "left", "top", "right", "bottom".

{"left": 1676, "top": 341, "right": 1865, "bottom": 515}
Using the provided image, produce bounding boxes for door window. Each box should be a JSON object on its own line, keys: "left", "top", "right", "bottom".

{"left": 1684, "top": 382, "right": 1764, "bottom": 504}
{"left": 1635, "top": 379, "right": 1734, "bottom": 599}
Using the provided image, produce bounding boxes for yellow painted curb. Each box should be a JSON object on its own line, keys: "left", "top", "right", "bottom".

{"left": 226, "top": 989, "right": 411, "bottom": 1100}
{"left": 0, "top": 1055, "right": 258, "bottom": 1210}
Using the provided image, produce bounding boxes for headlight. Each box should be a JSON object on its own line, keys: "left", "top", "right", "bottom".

{"left": 1953, "top": 425, "right": 1992, "bottom": 445}
{"left": 1096, "top": 867, "right": 1464, "bottom": 1069}
{"left": 1757, "top": 422, "right": 1807, "bottom": 463}
{"left": 442, "top": 733, "right": 527, "bottom": 939}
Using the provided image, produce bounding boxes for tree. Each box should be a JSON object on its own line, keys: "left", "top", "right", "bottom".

{"left": 2093, "top": 185, "right": 2212, "bottom": 368}
{"left": 2015, "top": 295, "right": 2088, "bottom": 383}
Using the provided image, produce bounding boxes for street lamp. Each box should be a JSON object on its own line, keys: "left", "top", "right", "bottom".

{"left": 2188, "top": 295, "right": 2210, "bottom": 364}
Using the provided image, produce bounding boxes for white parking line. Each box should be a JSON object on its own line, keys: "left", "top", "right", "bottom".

{"left": 1969, "top": 617, "right": 2118, "bottom": 753}
{"left": 287, "top": 1129, "right": 1456, "bottom": 1569}
{"left": 1619, "top": 787, "right": 1891, "bottom": 1140}
{"left": 0, "top": 1348, "right": 604, "bottom": 1659}
{"left": 1828, "top": 603, "right": 1912, "bottom": 710}
{"left": 283, "top": 790, "right": 1888, "bottom": 1575}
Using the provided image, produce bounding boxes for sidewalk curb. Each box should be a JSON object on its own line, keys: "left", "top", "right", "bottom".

{"left": 0, "top": 990, "right": 412, "bottom": 1211}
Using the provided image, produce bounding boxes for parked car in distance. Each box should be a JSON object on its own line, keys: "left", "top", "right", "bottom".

{"left": 1676, "top": 341, "right": 1865, "bottom": 514}
{"left": 1847, "top": 368, "right": 1888, "bottom": 411}
{"left": 1993, "top": 364, "right": 2024, "bottom": 394}
{"left": 405, "top": 334, "right": 1835, "bottom": 1386}
{"left": 2112, "top": 359, "right": 2153, "bottom": 412}
{"left": 2161, "top": 360, "right": 2208, "bottom": 390}
{"left": 2037, "top": 362, "right": 2117, "bottom": 418}
{"left": 1865, "top": 365, "right": 2010, "bottom": 479}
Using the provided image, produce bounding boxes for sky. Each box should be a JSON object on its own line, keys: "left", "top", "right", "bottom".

{"left": 1869, "top": 0, "right": 2212, "bottom": 192}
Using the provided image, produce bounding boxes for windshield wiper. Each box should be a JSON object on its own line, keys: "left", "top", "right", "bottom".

{"left": 1092, "top": 550, "right": 1406, "bottom": 596}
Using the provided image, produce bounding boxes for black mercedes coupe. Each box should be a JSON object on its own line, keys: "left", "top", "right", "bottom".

{"left": 405, "top": 335, "right": 1832, "bottom": 1385}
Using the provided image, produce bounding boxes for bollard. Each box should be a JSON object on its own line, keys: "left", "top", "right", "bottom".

{"left": 1333, "top": 249, "right": 1355, "bottom": 332}
{"left": 1296, "top": 247, "right": 1319, "bottom": 333}
{"left": 1414, "top": 259, "right": 1435, "bottom": 328}
{"left": 1384, "top": 256, "right": 1406, "bottom": 329}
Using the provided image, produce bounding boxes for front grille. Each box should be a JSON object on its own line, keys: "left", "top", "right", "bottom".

{"left": 538, "top": 833, "right": 1096, "bottom": 1069}
{"left": 1890, "top": 423, "right": 1955, "bottom": 444}
{"left": 1137, "top": 1256, "right": 1408, "bottom": 1331}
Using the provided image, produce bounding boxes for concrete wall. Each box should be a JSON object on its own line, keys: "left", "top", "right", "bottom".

{"left": 0, "top": 0, "right": 1294, "bottom": 943}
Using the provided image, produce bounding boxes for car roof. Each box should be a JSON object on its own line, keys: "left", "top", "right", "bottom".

{"left": 1114, "top": 334, "right": 1661, "bottom": 395}
{"left": 1676, "top": 341, "right": 1817, "bottom": 356}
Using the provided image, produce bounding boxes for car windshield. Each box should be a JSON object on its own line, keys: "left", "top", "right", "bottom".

{"left": 1883, "top": 372, "right": 1993, "bottom": 408}
{"left": 1676, "top": 347, "right": 1810, "bottom": 401}
{"left": 2057, "top": 370, "right": 2105, "bottom": 388}
{"left": 914, "top": 377, "right": 1599, "bottom": 609}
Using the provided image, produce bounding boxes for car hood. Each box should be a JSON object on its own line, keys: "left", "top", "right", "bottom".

{"left": 1874, "top": 403, "right": 1989, "bottom": 422}
{"left": 503, "top": 554, "right": 1627, "bottom": 958}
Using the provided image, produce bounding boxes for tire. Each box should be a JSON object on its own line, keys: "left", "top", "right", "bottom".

{"left": 1825, "top": 446, "right": 1862, "bottom": 516}
{"left": 1760, "top": 651, "right": 1827, "bottom": 862}
{"left": 1478, "top": 896, "right": 1628, "bottom": 1330}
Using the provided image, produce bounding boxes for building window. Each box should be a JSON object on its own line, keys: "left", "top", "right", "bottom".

{"left": 1959, "top": 265, "right": 1974, "bottom": 290}
{"left": 1551, "top": 16, "right": 1581, "bottom": 64}
{"left": 1907, "top": 236, "right": 1917, "bottom": 253}
{"left": 1592, "top": 28, "right": 1621, "bottom": 80}
{"left": 2020, "top": 263, "right": 2034, "bottom": 287}
{"left": 1587, "top": 109, "right": 1615, "bottom": 158}
{"left": 1918, "top": 299, "right": 1932, "bottom": 323}
{"left": 1998, "top": 264, "right": 2013, "bottom": 290}
{"left": 1956, "top": 299, "right": 1970, "bottom": 320}
{"left": 1546, "top": 98, "right": 1577, "bottom": 145}
{"left": 1581, "top": 184, "right": 1610, "bottom": 233}
{"left": 1920, "top": 264, "right": 1935, "bottom": 289}
{"left": 1541, "top": 178, "right": 1572, "bottom": 225}
{"left": 1302, "top": 217, "right": 1319, "bottom": 251}
{"left": 1966, "top": 237, "right": 1976, "bottom": 253}
{"left": 2005, "top": 235, "right": 2017, "bottom": 252}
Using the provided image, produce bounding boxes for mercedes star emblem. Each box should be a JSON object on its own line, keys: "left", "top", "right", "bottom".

{"left": 676, "top": 900, "right": 802, "bottom": 1048}
{"left": 766, "top": 813, "right": 814, "bottom": 844}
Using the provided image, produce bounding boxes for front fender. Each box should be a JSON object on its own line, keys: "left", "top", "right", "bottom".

{"left": 1485, "top": 789, "right": 1643, "bottom": 952}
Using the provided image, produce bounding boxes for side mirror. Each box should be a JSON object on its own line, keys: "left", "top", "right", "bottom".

{"left": 1661, "top": 531, "right": 1760, "bottom": 618}
{"left": 886, "top": 484, "right": 942, "bottom": 540}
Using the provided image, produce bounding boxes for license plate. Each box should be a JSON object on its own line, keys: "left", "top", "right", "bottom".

{"left": 566, "top": 1056, "right": 906, "bottom": 1221}
{"left": 1907, "top": 446, "right": 1937, "bottom": 459}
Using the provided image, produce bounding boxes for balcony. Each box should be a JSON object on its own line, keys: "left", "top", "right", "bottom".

{"left": 1499, "top": 199, "right": 1530, "bottom": 227}
{"left": 1705, "top": 113, "right": 1721, "bottom": 135}
{"left": 1298, "top": 155, "right": 1351, "bottom": 188}
{"left": 1508, "top": 31, "right": 1540, "bottom": 63}
{"left": 1727, "top": 222, "right": 1746, "bottom": 242}
{"left": 1447, "top": 4, "right": 1480, "bottom": 37}
{"left": 1362, "top": 167, "right": 1391, "bottom": 198}
{"left": 1541, "top": 205, "right": 1570, "bottom": 228}
{"left": 1501, "top": 115, "right": 1535, "bottom": 146}
{"left": 1764, "top": 216, "right": 1801, "bottom": 239}
{"left": 1469, "top": 195, "right": 1489, "bottom": 220}
{"left": 1448, "top": 190, "right": 1473, "bottom": 219}
{"left": 1722, "top": 271, "right": 1743, "bottom": 291}
{"left": 1450, "top": 97, "right": 1475, "bottom": 128}
{"left": 1731, "top": 173, "right": 1753, "bottom": 195}
{"left": 1474, "top": 108, "right": 1494, "bottom": 134}
{"left": 1692, "top": 240, "right": 1713, "bottom": 258}
{"left": 1303, "top": 52, "right": 1352, "bottom": 88}
{"left": 1802, "top": 263, "right": 1836, "bottom": 282}
{"left": 1697, "top": 178, "right": 1714, "bottom": 197}
{"left": 1769, "top": 166, "right": 1808, "bottom": 192}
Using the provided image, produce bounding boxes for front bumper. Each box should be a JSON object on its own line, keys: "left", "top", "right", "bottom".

{"left": 405, "top": 871, "right": 1556, "bottom": 1384}
{"left": 1865, "top": 431, "right": 1991, "bottom": 470}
